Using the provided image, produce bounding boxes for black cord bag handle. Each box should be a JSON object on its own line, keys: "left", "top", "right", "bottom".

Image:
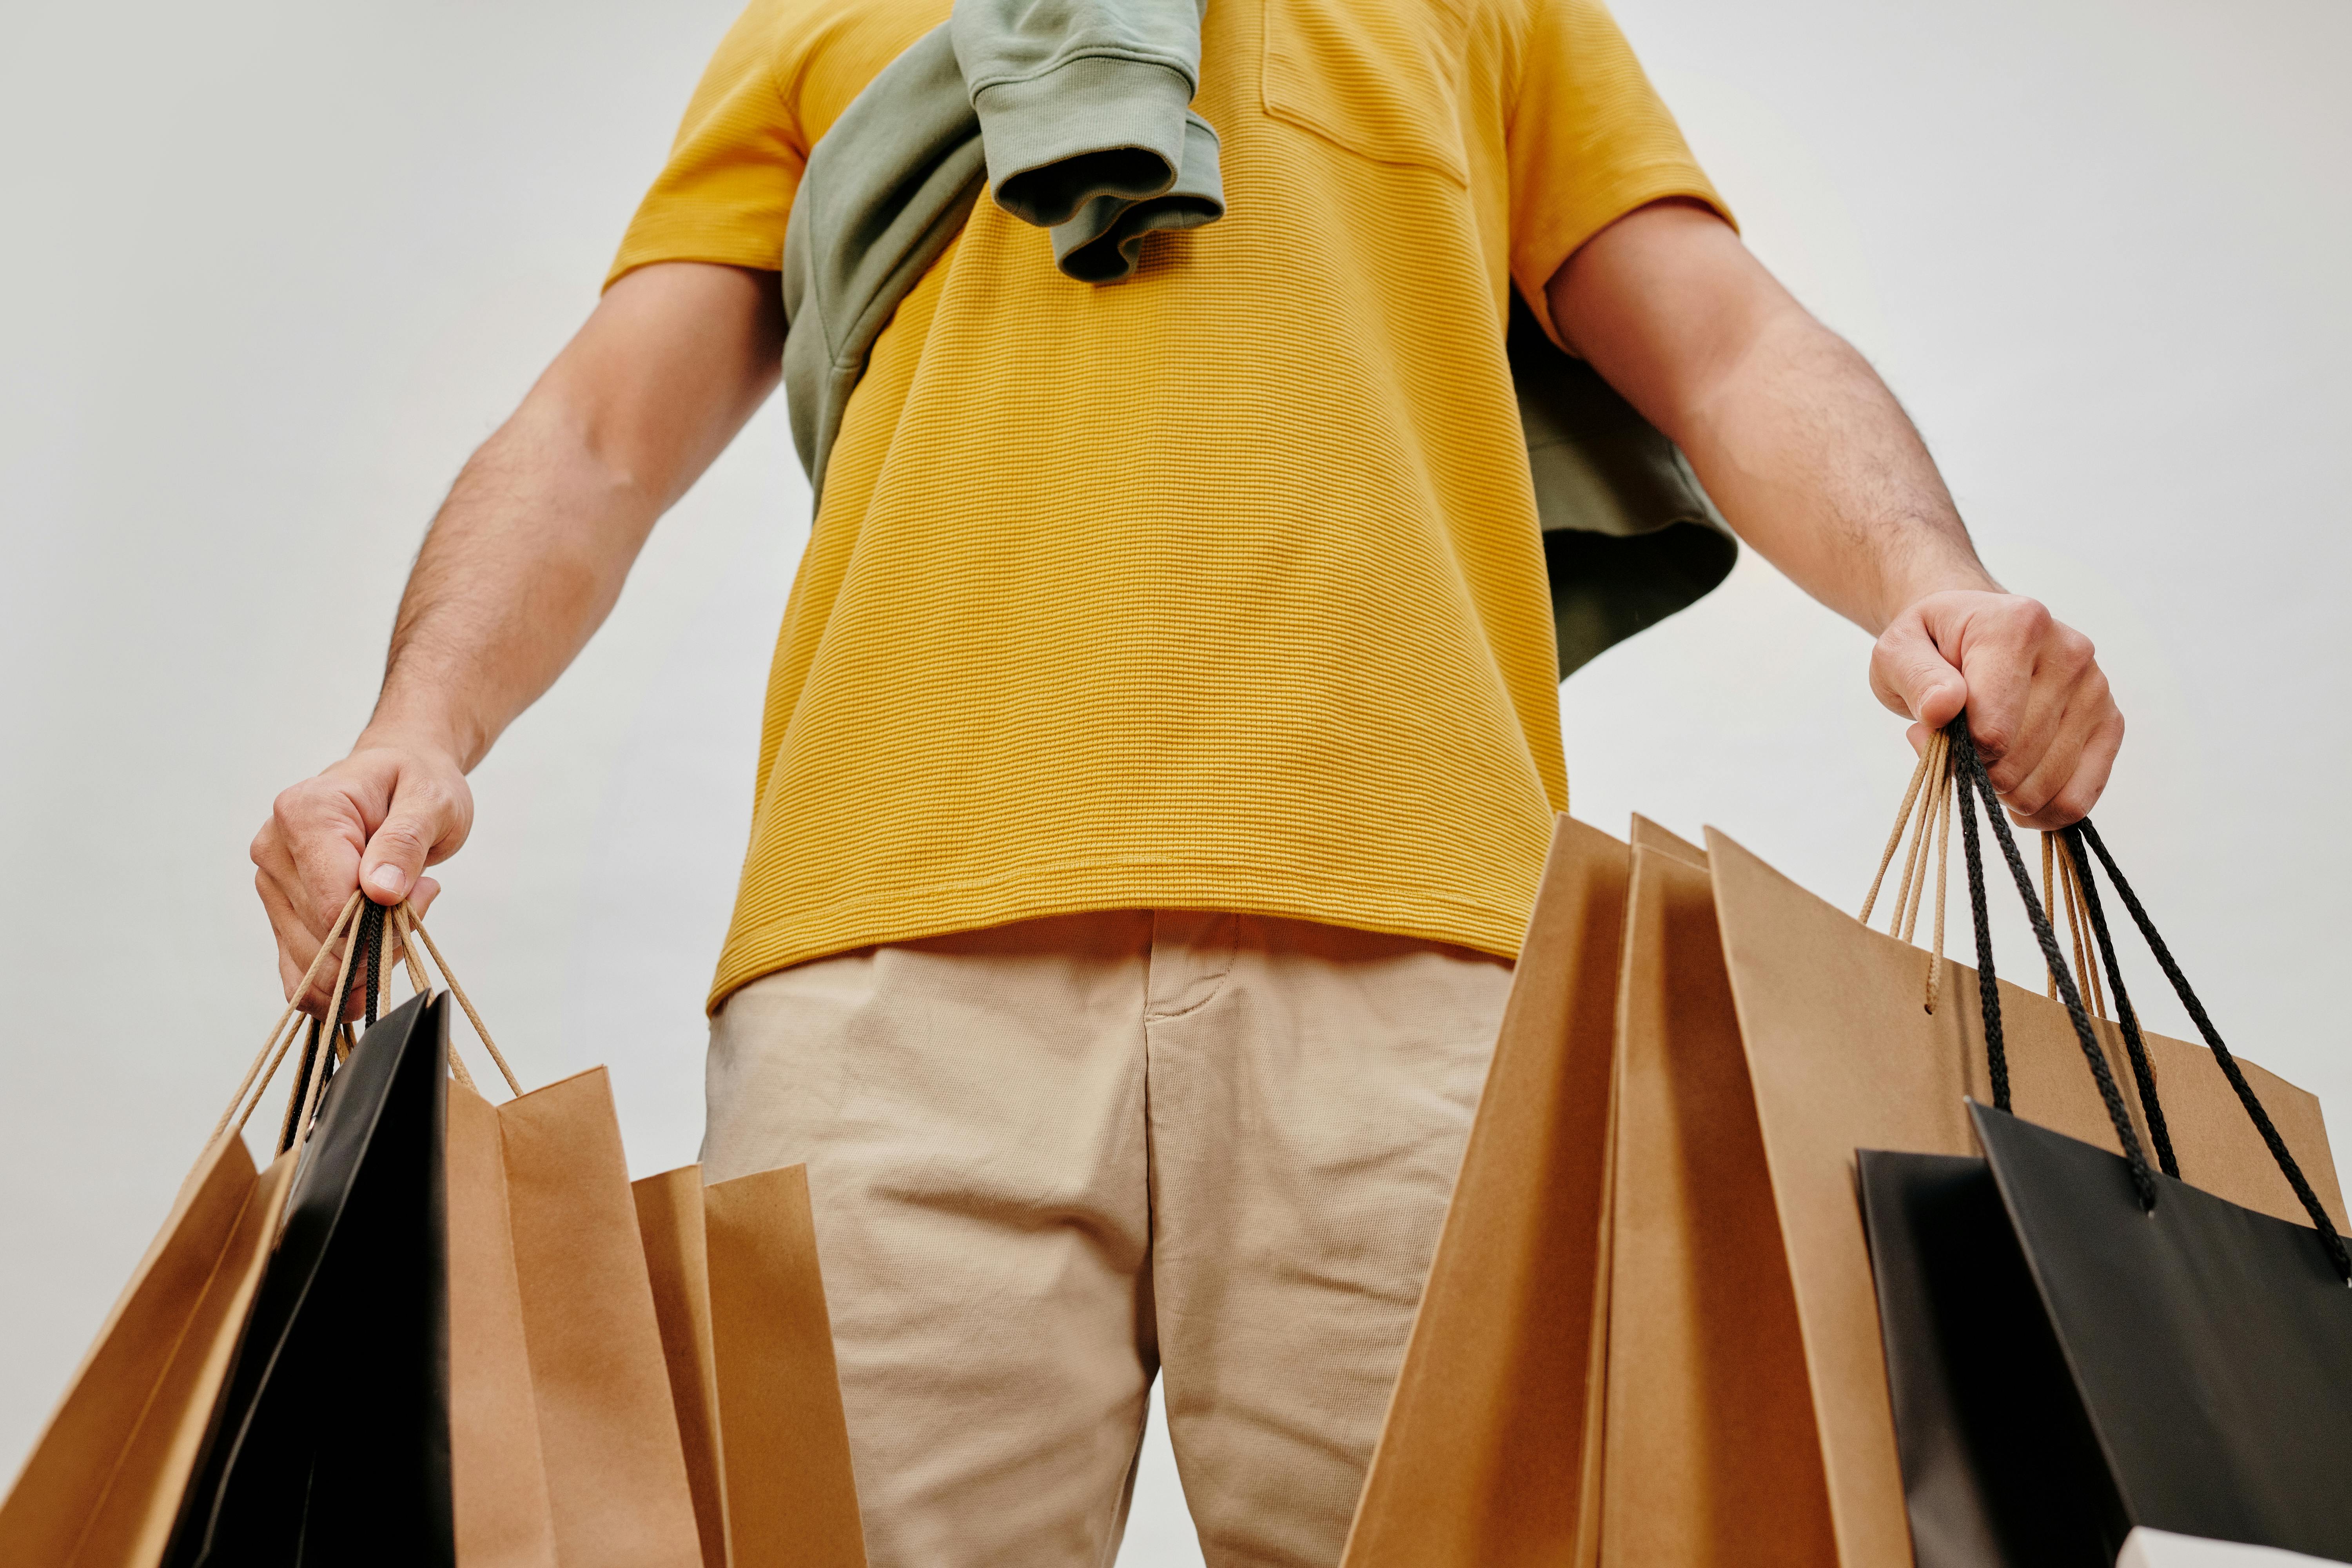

{"left": 272, "top": 898, "right": 392, "bottom": 1155}
{"left": 2054, "top": 825, "right": 2180, "bottom": 1179}
{"left": 1947, "top": 716, "right": 2157, "bottom": 1206}
{"left": 356, "top": 897, "right": 387, "bottom": 1028}
{"left": 1942, "top": 713, "right": 2350, "bottom": 1278}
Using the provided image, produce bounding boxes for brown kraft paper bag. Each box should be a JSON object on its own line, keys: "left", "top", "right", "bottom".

{"left": 1700, "top": 825, "right": 2347, "bottom": 1567}
{"left": 633, "top": 1163, "right": 867, "bottom": 1568}
{"left": 1344, "top": 814, "right": 2345, "bottom": 1568}
{"left": 1341, "top": 815, "right": 1633, "bottom": 1567}
{"left": 399, "top": 903, "right": 704, "bottom": 1568}
{"left": 0, "top": 1136, "right": 298, "bottom": 1568}
{"left": 0, "top": 899, "right": 386, "bottom": 1568}
{"left": 444, "top": 1066, "right": 706, "bottom": 1568}
{"left": 1594, "top": 830, "right": 1839, "bottom": 1565}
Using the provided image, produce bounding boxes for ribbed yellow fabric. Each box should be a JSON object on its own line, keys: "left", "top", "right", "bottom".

{"left": 609, "top": 0, "right": 1728, "bottom": 1010}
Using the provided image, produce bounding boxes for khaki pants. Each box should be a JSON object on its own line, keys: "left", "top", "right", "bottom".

{"left": 704, "top": 910, "right": 1511, "bottom": 1568}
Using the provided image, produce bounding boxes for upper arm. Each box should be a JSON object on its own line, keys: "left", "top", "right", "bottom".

{"left": 535, "top": 261, "right": 784, "bottom": 512}
{"left": 564, "top": 0, "right": 822, "bottom": 505}
{"left": 1542, "top": 198, "right": 1801, "bottom": 447}
{"left": 1505, "top": 0, "right": 1729, "bottom": 344}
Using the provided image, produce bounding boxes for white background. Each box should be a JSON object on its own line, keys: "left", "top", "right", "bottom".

{"left": 2, "top": 0, "right": 2345, "bottom": 1559}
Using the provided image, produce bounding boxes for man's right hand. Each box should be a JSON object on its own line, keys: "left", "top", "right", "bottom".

{"left": 251, "top": 735, "right": 470, "bottom": 1014}
{"left": 243, "top": 261, "right": 786, "bottom": 1014}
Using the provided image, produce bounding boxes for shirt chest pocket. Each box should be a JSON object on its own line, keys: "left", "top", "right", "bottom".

{"left": 1261, "top": 0, "right": 1472, "bottom": 186}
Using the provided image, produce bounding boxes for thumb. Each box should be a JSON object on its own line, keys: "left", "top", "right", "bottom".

{"left": 359, "top": 774, "right": 468, "bottom": 904}
{"left": 1870, "top": 610, "right": 1969, "bottom": 731}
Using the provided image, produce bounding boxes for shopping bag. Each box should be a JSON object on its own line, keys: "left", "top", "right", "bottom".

{"left": 1577, "top": 822, "right": 1839, "bottom": 1566}
{"left": 449, "top": 1062, "right": 701, "bottom": 1561}
{"left": 1699, "top": 751, "right": 2343, "bottom": 1564}
{"left": 403, "top": 909, "right": 704, "bottom": 1568}
{"left": 633, "top": 1164, "right": 867, "bottom": 1568}
{"left": 1347, "top": 812, "right": 1829, "bottom": 1567}
{"left": 445, "top": 1060, "right": 706, "bottom": 1568}
{"left": 1860, "top": 1138, "right": 2134, "bottom": 1565}
{"left": 1970, "top": 1105, "right": 2352, "bottom": 1555}
{"left": 0, "top": 897, "right": 390, "bottom": 1568}
{"left": 163, "top": 987, "right": 456, "bottom": 1566}
{"left": 2, "top": 894, "right": 708, "bottom": 1568}
{"left": 0, "top": 1133, "right": 298, "bottom": 1567}
{"left": 1340, "top": 816, "right": 1632, "bottom": 1566}
{"left": 1859, "top": 727, "right": 2352, "bottom": 1564}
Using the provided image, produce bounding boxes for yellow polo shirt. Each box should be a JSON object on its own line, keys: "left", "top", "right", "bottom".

{"left": 610, "top": 0, "right": 1726, "bottom": 1008}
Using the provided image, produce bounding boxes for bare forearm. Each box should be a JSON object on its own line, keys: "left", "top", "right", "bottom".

{"left": 1548, "top": 200, "right": 1991, "bottom": 632}
{"left": 1546, "top": 200, "right": 2123, "bottom": 827}
{"left": 366, "top": 261, "right": 783, "bottom": 769}
{"left": 1670, "top": 307, "right": 1995, "bottom": 632}
{"left": 368, "top": 403, "right": 657, "bottom": 769}
{"left": 253, "top": 262, "right": 782, "bottom": 1004}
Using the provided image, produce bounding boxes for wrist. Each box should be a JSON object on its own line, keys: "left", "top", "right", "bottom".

{"left": 353, "top": 707, "right": 478, "bottom": 774}
{"left": 1875, "top": 565, "right": 2003, "bottom": 635}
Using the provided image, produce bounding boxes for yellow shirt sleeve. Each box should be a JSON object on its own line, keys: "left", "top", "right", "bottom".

{"left": 1505, "top": 0, "right": 1732, "bottom": 344}
{"left": 606, "top": 0, "right": 810, "bottom": 289}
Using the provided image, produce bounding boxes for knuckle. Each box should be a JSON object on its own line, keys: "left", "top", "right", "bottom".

{"left": 2000, "top": 597, "right": 2051, "bottom": 639}
{"left": 271, "top": 780, "right": 322, "bottom": 825}
{"left": 407, "top": 783, "right": 459, "bottom": 824}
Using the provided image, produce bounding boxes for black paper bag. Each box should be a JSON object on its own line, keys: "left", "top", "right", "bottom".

{"left": 163, "top": 989, "right": 454, "bottom": 1568}
{"left": 1857, "top": 1145, "right": 2125, "bottom": 1568}
{"left": 1976, "top": 1102, "right": 2352, "bottom": 1559}
{"left": 1862, "top": 1110, "right": 2352, "bottom": 1567}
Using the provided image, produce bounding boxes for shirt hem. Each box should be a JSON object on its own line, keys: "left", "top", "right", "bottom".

{"left": 705, "top": 863, "right": 1544, "bottom": 1013}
